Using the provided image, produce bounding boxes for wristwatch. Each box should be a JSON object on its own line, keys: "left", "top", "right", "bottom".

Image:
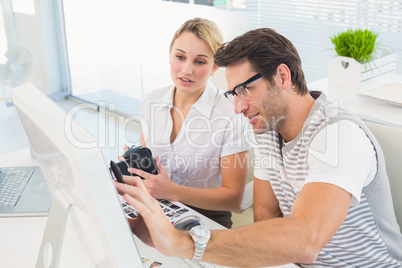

{"left": 190, "top": 225, "right": 210, "bottom": 262}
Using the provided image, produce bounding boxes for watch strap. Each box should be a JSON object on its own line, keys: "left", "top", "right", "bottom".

{"left": 192, "top": 242, "right": 207, "bottom": 262}
{"left": 190, "top": 225, "right": 210, "bottom": 262}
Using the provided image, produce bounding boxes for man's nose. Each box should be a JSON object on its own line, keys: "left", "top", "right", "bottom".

{"left": 233, "top": 95, "right": 246, "bottom": 114}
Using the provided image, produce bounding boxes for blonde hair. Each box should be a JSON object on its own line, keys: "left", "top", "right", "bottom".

{"left": 169, "top": 18, "right": 224, "bottom": 55}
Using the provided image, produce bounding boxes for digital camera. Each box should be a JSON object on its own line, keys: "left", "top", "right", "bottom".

{"left": 110, "top": 145, "right": 158, "bottom": 181}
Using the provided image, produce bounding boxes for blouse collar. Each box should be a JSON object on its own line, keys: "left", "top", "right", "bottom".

{"left": 160, "top": 80, "right": 216, "bottom": 118}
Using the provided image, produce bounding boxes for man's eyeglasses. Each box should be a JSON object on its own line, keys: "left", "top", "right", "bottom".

{"left": 223, "top": 73, "right": 262, "bottom": 101}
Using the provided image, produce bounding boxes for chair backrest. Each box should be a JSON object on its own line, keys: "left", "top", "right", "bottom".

{"left": 235, "top": 148, "right": 255, "bottom": 213}
{"left": 364, "top": 121, "right": 402, "bottom": 232}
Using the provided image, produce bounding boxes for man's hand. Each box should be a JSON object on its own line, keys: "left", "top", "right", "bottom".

{"left": 114, "top": 177, "right": 191, "bottom": 258}
{"left": 127, "top": 215, "right": 154, "bottom": 248}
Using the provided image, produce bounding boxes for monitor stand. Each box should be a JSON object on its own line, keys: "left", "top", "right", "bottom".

{"left": 35, "top": 190, "right": 113, "bottom": 268}
{"left": 36, "top": 190, "right": 71, "bottom": 268}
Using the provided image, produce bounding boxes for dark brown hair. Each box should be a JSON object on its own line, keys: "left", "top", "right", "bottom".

{"left": 214, "top": 28, "right": 308, "bottom": 95}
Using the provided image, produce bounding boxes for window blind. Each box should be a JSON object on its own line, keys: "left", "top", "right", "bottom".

{"left": 246, "top": 0, "right": 402, "bottom": 83}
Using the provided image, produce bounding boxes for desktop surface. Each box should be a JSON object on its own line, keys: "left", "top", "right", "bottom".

{"left": 0, "top": 149, "right": 297, "bottom": 268}
{"left": 308, "top": 75, "right": 402, "bottom": 128}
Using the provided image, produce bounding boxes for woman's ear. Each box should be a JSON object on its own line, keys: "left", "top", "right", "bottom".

{"left": 210, "top": 64, "right": 220, "bottom": 76}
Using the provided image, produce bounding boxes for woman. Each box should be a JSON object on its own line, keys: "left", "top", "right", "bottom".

{"left": 123, "top": 18, "right": 249, "bottom": 228}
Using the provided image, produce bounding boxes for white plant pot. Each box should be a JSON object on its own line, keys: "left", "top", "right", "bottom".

{"left": 328, "top": 47, "right": 396, "bottom": 89}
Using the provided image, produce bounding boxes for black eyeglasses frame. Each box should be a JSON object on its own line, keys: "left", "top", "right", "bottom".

{"left": 223, "top": 73, "right": 263, "bottom": 99}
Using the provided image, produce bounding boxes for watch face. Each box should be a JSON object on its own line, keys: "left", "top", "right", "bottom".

{"left": 190, "top": 225, "right": 211, "bottom": 244}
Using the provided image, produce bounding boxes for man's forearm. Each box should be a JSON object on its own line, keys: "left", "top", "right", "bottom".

{"left": 201, "top": 218, "right": 312, "bottom": 267}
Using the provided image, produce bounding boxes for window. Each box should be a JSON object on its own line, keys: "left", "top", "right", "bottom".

{"left": 246, "top": 0, "right": 402, "bottom": 83}
{"left": 1, "top": 0, "right": 70, "bottom": 100}
{"left": 0, "top": 7, "right": 6, "bottom": 63}
{"left": 62, "top": 0, "right": 247, "bottom": 115}
{"left": 163, "top": 0, "right": 246, "bottom": 9}
{"left": 0, "top": 3, "right": 9, "bottom": 102}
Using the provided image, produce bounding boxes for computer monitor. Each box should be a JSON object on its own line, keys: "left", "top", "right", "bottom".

{"left": 12, "top": 83, "right": 143, "bottom": 267}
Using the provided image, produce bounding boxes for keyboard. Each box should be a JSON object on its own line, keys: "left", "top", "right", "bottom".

{"left": 119, "top": 195, "right": 192, "bottom": 223}
{"left": 0, "top": 167, "right": 34, "bottom": 207}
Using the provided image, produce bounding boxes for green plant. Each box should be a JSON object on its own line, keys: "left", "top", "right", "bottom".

{"left": 330, "top": 29, "right": 379, "bottom": 63}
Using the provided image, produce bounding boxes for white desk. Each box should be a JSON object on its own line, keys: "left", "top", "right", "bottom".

{"left": 308, "top": 76, "right": 402, "bottom": 128}
{"left": 0, "top": 149, "right": 296, "bottom": 268}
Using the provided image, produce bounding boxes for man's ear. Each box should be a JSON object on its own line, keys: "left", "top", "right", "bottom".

{"left": 210, "top": 64, "right": 220, "bottom": 76}
{"left": 277, "top": 64, "right": 291, "bottom": 90}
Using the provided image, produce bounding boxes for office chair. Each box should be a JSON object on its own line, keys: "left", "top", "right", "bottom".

{"left": 231, "top": 149, "right": 254, "bottom": 228}
{"left": 235, "top": 148, "right": 254, "bottom": 214}
{"left": 364, "top": 121, "right": 402, "bottom": 233}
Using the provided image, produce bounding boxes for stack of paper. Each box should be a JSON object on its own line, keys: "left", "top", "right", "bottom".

{"left": 359, "top": 82, "right": 402, "bottom": 106}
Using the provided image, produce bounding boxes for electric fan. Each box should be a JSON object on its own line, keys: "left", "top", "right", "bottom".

{"left": 0, "top": 45, "right": 32, "bottom": 106}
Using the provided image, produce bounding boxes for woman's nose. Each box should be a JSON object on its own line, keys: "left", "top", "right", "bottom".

{"left": 181, "top": 60, "right": 193, "bottom": 75}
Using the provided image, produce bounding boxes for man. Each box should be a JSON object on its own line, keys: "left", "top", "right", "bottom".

{"left": 115, "top": 28, "right": 402, "bottom": 267}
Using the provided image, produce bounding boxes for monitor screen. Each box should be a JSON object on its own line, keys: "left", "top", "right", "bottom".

{"left": 12, "top": 83, "right": 143, "bottom": 267}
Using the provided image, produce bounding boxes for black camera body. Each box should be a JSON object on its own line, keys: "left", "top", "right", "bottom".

{"left": 110, "top": 146, "right": 158, "bottom": 182}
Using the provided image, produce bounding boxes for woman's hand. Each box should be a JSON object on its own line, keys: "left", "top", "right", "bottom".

{"left": 124, "top": 156, "right": 178, "bottom": 201}
{"left": 117, "top": 144, "right": 131, "bottom": 161}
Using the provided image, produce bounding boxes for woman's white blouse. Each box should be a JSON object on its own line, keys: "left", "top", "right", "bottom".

{"left": 141, "top": 81, "right": 251, "bottom": 189}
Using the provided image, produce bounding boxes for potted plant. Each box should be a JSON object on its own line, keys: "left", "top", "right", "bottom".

{"left": 328, "top": 28, "right": 396, "bottom": 89}
{"left": 331, "top": 28, "right": 379, "bottom": 63}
